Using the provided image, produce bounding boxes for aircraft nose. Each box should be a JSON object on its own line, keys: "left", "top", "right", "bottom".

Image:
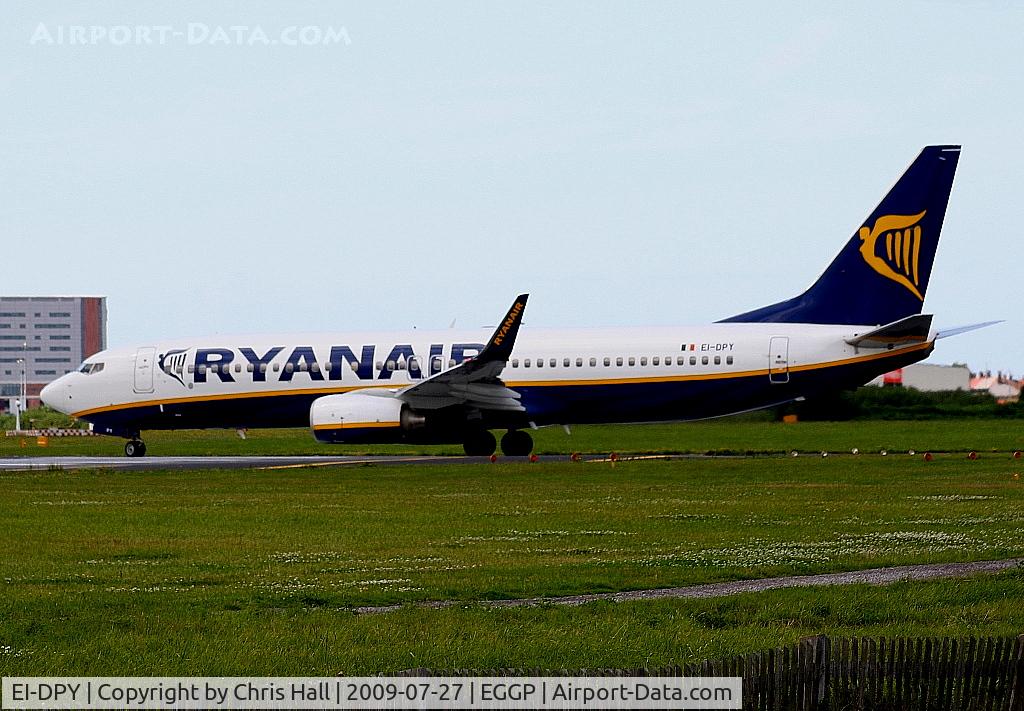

{"left": 40, "top": 376, "right": 70, "bottom": 413}
{"left": 39, "top": 379, "right": 58, "bottom": 408}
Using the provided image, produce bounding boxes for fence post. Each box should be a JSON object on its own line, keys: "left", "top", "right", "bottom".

{"left": 1010, "top": 634, "right": 1024, "bottom": 711}
{"left": 817, "top": 635, "right": 829, "bottom": 709}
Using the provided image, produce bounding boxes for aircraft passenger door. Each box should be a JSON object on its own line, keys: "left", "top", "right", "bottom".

{"left": 134, "top": 347, "right": 156, "bottom": 393}
{"left": 768, "top": 337, "right": 790, "bottom": 384}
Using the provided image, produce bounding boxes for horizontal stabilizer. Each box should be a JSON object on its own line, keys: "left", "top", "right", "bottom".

{"left": 936, "top": 320, "right": 1003, "bottom": 340}
{"left": 845, "top": 314, "right": 933, "bottom": 348}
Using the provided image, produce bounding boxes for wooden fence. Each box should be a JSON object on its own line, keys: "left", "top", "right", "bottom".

{"left": 397, "top": 634, "right": 1024, "bottom": 710}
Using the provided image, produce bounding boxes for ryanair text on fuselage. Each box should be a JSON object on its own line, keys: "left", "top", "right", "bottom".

{"left": 161, "top": 343, "right": 487, "bottom": 387}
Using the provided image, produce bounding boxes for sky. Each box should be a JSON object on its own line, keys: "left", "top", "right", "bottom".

{"left": 2, "top": 2, "right": 1022, "bottom": 374}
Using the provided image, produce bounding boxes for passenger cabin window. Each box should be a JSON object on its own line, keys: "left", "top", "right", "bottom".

{"left": 386, "top": 360, "right": 396, "bottom": 371}
{"left": 511, "top": 359, "right": 519, "bottom": 367}
{"left": 590, "top": 357, "right": 597, "bottom": 367}
{"left": 677, "top": 356, "right": 684, "bottom": 365}
{"left": 537, "top": 359, "right": 544, "bottom": 368}
{"left": 726, "top": 355, "right": 734, "bottom": 365}
{"left": 524, "top": 359, "right": 531, "bottom": 367}
{"left": 260, "top": 364, "right": 267, "bottom": 374}
{"left": 285, "top": 363, "right": 294, "bottom": 374}
{"left": 628, "top": 357, "right": 636, "bottom": 366}
{"left": 652, "top": 356, "right": 660, "bottom": 366}
{"left": 690, "top": 356, "right": 697, "bottom": 365}
{"left": 246, "top": 363, "right": 254, "bottom": 373}
{"left": 603, "top": 357, "right": 610, "bottom": 366}
{"left": 665, "top": 357, "right": 672, "bottom": 366}
{"left": 701, "top": 356, "right": 709, "bottom": 365}
{"left": 576, "top": 357, "right": 583, "bottom": 367}
{"left": 273, "top": 363, "right": 280, "bottom": 372}
{"left": 616, "top": 357, "right": 623, "bottom": 366}
{"left": 563, "top": 358, "right": 570, "bottom": 367}
{"left": 549, "top": 358, "right": 556, "bottom": 368}
{"left": 640, "top": 357, "right": 647, "bottom": 366}
{"left": 432, "top": 356, "right": 444, "bottom": 371}
{"left": 714, "top": 356, "right": 721, "bottom": 365}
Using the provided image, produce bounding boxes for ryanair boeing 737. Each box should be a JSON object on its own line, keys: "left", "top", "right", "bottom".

{"left": 42, "top": 146, "right": 991, "bottom": 457}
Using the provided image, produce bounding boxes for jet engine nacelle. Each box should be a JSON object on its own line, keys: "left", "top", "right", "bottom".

{"left": 310, "top": 391, "right": 424, "bottom": 443}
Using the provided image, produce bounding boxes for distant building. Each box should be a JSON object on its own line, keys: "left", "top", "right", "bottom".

{"left": 970, "top": 372, "right": 1021, "bottom": 403}
{"left": 869, "top": 363, "right": 971, "bottom": 391}
{"left": 0, "top": 297, "right": 106, "bottom": 409}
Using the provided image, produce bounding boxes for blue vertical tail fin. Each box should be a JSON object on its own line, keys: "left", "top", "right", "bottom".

{"left": 721, "top": 145, "right": 960, "bottom": 326}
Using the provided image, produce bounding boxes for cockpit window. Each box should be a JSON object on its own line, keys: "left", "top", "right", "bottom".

{"left": 79, "top": 362, "right": 104, "bottom": 375}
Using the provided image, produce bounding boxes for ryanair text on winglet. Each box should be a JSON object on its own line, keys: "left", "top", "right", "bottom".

{"left": 492, "top": 301, "right": 525, "bottom": 347}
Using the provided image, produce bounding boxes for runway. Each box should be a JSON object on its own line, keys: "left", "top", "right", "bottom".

{"left": 0, "top": 454, "right": 486, "bottom": 471}
{"left": 0, "top": 453, "right": 656, "bottom": 472}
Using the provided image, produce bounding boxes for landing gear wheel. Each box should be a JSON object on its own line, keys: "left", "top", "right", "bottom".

{"left": 463, "top": 429, "right": 497, "bottom": 456}
{"left": 124, "top": 440, "right": 147, "bottom": 458}
{"left": 500, "top": 430, "right": 534, "bottom": 456}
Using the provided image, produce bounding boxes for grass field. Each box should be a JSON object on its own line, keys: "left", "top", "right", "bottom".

{"left": 2, "top": 429, "right": 1024, "bottom": 675}
{"left": 2, "top": 418, "right": 1023, "bottom": 457}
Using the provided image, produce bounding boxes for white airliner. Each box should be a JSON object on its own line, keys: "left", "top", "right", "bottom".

{"left": 41, "top": 145, "right": 991, "bottom": 457}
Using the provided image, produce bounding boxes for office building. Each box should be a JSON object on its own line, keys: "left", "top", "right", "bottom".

{"left": 0, "top": 296, "right": 106, "bottom": 409}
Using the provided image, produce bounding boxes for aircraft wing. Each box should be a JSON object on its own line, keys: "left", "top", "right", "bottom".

{"left": 398, "top": 294, "right": 529, "bottom": 412}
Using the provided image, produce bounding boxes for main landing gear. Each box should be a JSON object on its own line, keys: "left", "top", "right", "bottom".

{"left": 461, "top": 429, "right": 534, "bottom": 457}
{"left": 124, "top": 439, "right": 147, "bottom": 457}
{"left": 462, "top": 429, "right": 496, "bottom": 456}
{"left": 500, "top": 429, "right": 533, "bottom": 457}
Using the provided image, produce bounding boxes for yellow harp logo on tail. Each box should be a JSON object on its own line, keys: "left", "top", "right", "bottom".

{"left": 858, "top": 210, "right": 927, "bottom": 301}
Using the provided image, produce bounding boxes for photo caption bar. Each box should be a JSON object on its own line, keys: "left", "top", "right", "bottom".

{"left": 3, "top": 677, "right": 741, "bottom": 709}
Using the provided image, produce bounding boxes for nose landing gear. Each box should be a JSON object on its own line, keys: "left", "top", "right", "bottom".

{"left": 124, "top": 439, "right": 147, "bottom": 457}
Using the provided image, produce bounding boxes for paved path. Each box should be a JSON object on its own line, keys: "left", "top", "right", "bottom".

{"left": 353, "top": 558, "right": 1024, "bottom": 614}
